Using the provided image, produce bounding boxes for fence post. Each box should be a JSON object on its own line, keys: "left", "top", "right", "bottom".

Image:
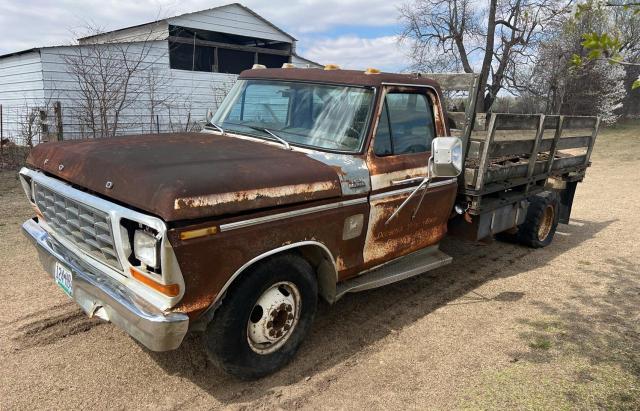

{"left": 54, "top": 101, "right": 63, "bottom": 141}
{"left": 39, "top": 109, "right": 47, "bottom": 145}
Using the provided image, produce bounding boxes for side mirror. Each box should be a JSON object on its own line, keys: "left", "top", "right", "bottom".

{"left": 430, "top": 137, "right": 463, "bottom": 178}
{"left": 384, "top": 136, "right": 463, "bottom": 225}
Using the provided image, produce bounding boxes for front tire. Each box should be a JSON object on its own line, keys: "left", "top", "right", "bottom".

{"left": 204, "top": 253, "right": 317, "bottom": 379}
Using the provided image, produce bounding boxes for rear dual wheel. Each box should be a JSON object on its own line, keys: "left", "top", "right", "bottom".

{"left": 204, "top": 254, "right": 317, "bottom": 379}
{"left": 497, "top": 191, "right": 560, "bottom": 248}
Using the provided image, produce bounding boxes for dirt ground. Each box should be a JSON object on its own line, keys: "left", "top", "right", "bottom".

{"left": 1, "top": 122, "right": 639, "bottom": 410}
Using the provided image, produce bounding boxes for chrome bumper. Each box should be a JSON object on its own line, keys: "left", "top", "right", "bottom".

{"left": 22, "top": 218, "right": 189, "bottom": 351}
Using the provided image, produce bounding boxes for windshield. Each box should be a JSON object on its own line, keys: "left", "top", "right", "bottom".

{"left": 211, "top": 79, "right": 374, "bottom": 152}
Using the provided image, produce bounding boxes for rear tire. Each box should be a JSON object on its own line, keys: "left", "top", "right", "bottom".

{"left": 204, "top": 253, "right": 317, "bottom": 379}
{"left": 516, "top": 191, "right": 560, "bottom": 248}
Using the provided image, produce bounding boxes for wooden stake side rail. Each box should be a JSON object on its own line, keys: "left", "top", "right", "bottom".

{"left": 423, "top": 73, "right": 600, "bottom": 216}
{"left": 460, "top": 113, "right": 600, "bottom": 215}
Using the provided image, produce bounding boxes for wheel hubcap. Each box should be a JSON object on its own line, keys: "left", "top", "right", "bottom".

{"left": 247, "top": 281, "right": 301, "bottom": 354}
{"left": 537, "top": 205, "right": 555, "bottom": 241}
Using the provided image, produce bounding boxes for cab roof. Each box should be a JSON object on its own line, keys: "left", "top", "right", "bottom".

{"left": 238, "top": 68, "right": 442, "bottom": 90}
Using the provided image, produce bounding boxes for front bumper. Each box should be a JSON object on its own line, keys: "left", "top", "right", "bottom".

{"left": 22, "top": 218, "right": 189, "bottom": 351}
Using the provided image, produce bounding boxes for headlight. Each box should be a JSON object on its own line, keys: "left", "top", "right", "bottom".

{"left": 134, "top": 230, "right": 159, "bottom": 269}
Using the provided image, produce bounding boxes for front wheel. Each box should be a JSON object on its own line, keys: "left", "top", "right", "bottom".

{"left": 204, "top": 253, "right": 317, "bottom": 379}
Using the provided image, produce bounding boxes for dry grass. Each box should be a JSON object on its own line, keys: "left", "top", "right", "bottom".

{"left": 0, "top": 121, "right": 638, "bottom": 409}
{"left": 0, "top": 145, "right": 30, "bottom": 171}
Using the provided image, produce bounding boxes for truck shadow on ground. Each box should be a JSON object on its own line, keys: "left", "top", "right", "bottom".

{"left": 148, "top": 217, "right": 618, "bottom": 406}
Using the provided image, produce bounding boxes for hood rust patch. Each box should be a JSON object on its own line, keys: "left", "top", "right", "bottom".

{"left": 174, "top": 181, "right": 338, "bottom": 210}
{"left": 26, "top": 132, "right": 343, "bottom": 221}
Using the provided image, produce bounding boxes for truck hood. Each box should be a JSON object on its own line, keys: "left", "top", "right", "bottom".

{"left": 26, "top": 132, "right": 342, "bottom": 221}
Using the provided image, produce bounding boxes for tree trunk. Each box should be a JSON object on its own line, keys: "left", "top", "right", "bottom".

{"left": 476, "top": 0, "right": 498, "bottom": 113}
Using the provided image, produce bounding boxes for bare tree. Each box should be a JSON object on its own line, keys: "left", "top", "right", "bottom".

{"left": 63, "top": 26, "right": 163, "bottom": 138}
{"left": 16, "top": 94, "right": 58, "bottom": 146}
{"left": 210, "top": 77, "right": 236, "bottom": 111}
{"left": 400, "top": 0, "right": 572, "bottom": 111}
{"left": 145, "top": 66, "right": 172, "bottom": 133}
{"left": 399, "top": 0, "right": 483, "bottom": 73}
{"left": 522, "top": 5, "right": 628, "bottom": 123}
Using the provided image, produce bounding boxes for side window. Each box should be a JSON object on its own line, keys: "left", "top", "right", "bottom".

{"left": 373, "top": 102, "right": 392, "bottom": 156}
{"left": 373, "top": 92, "right": 436, "bottom": 156}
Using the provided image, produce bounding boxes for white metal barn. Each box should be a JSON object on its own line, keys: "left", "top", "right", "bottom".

{"left": 0, "top": 3, "right": 320, "bottom": 143}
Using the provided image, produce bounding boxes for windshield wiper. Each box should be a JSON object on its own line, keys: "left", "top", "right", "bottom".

{"left": 203, "top": 121, "right": 225, "bottom": 134}
{"left": 262, "top": 128, "right": 291, "bottom": 150}
{"left": 242, "top": 125, "right": 291, "bottom": 150}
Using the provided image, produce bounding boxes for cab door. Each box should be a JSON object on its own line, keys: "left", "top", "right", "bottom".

{"left": 363, "top": 86, "right": 457, "bottom": 267}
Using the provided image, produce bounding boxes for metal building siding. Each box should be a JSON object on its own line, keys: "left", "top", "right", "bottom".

{"left": 291, "top": 54, "right": 322, "bottom": 68}
{"left": 38, "top": 42, "right": 236, "bottom": 138}
{"left": 39, "top": 42, "right": 168, "bottom": 138}
{"left": 0, "top": 4, "right": 298, "bottom": 141}
{"left": 168, "top": 4, "right": 292, "bottom": 43}
{"left": 78, "top": 22, "right": 170, "bottom": 45}
{"left": 0, "top": 51, "right": 45, "bottom": 140}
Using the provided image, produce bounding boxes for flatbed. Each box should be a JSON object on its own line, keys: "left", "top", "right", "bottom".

{"left": 430, "top": 73, "right": 599, "bottom": 239}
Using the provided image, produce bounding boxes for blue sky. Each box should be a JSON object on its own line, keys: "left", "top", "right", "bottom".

{"left": 0, "top": 0, "right": 412, "bottom": 71}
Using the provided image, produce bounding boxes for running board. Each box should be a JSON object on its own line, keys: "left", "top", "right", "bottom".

{"left": 335, "top": 246, "right": 452, "bottom": 301}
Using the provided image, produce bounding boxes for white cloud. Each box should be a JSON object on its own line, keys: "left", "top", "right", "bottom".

{"left": 243, "top": 0, "right": 403, "bottom": 33}
{"left": 301, "top": 35, "right": 411, "bottom": 72}
{"left": 0, "top": 0, "right": 407, "bottom": 54}
{"left": 0, "top": 0, "right": 415, "bottom": 73}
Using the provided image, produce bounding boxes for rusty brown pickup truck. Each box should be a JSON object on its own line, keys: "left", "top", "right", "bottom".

{"left": 19, "top": 67, "right": 599, "bottom": 379}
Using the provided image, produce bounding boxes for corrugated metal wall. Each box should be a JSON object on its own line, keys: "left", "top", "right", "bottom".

{"left": 38, "top": 41, "right": 237, "bottom": 139}
{"left": 0, "top": 51, "right": 46, "bottom": 143}
{"left": 169, "top": 4, "right": 293, "bottom": 43}
{"left": 0, "top": 3, "right": 302, "bottom": 142}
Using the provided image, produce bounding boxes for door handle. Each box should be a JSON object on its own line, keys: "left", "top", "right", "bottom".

{"left": 391, "top": 177, "right": 426, "bottom": 186}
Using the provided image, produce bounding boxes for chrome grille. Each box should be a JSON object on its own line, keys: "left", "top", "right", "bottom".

{"left": 34, "top": 183, "right": 121, "bottom": 270}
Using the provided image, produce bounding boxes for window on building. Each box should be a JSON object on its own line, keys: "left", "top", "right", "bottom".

{"left": 193, "top": 45, "right": 215, "bottom": 72}
{"left": 169, "top": 41, "right": 216, "bottom": 72}
{"left": 168, "top": 25, "right": 292, "bottom": 74}
{"left": 374, "top": 93, "right": 436, "bottom": 156}
{"left": 257, "top": 53, "right": 290, "bottom": 69}
{"left": 169, "top": 42, "right": 196, "bottom": 71}
{"left": 217, "top": 48, "right": 255, "bottom": 74}
{"left": 169, "top": 25, "right": 292, "bottom": 51}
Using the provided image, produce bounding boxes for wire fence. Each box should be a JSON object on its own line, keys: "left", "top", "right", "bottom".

{"left": 0, "top": 101, "right": 209, "bottom": 170}
{"left": 0, "top": 103, "right": 62, "bottom": 170}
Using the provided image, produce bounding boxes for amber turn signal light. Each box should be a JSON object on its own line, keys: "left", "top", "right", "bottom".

{"left": 130, "top": 268, "right": 180, "bottom": 297}
{"left": 179, "top": 226, "right": 218, "bottom": 240}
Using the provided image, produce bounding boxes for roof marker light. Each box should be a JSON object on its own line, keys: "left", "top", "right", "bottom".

{"left": 365, "top": 67, "right": 381, "bottom": 75}
{"left": 282, "top": 63, "right": 295, "bottom": 68}
{"left": 324, "top": 64, "right": 340, "bottom": 71}
{"left": 252, "top": 64, "right": 267, "bottom": 69}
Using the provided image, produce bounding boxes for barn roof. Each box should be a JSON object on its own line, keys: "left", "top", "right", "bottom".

{"left": 78, "top": 3, "right": 296, "bottom": 43}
